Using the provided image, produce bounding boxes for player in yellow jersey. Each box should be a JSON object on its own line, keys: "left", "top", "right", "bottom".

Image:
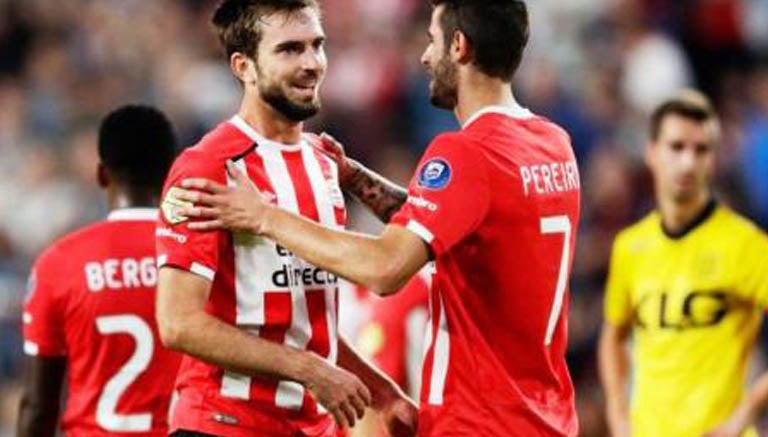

{"left": 598, "top": 90, "right": 768, "bottom": 437}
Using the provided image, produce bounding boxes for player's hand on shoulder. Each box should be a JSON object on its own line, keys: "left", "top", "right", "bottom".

{"left": 303, "top": 354, "right": 371, "bottom": 429}
{"left": 176, "top": 160, "right": 270, "bottom": 234}
{"left": 312, "top": 132, "right": 356, "bottom": 187}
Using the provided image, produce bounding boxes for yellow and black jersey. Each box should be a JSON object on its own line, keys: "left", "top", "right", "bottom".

{"left": 605, "top": 201, "right": 768, "bottom": 437}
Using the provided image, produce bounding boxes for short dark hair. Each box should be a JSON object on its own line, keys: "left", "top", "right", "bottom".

{"left": 98, "top": 105, "right": 177, "bottom": 192}
{"left": 430, "top": 0, "right": 529, "bottom": 81}
{"left": 212, "top": 0, "right": 320, "bottom": 59}
{"left": 650, "top": 91, "right": 719, "bottom": 141}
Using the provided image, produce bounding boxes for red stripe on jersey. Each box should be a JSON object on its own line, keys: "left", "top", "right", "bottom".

{"left": 250, "top": 292, "right": 292, "bottom": 405}
{"left": 244, "top": 151, "right": 276, "bottom": 202}
{"left": 312, "top": 149, "right": 346, "bottom": 227}
{"left": 305, "top": 289, "right": 330, "bottom": 358}
{"left": 283, "top": 151, "right": 320, "bottom": 222}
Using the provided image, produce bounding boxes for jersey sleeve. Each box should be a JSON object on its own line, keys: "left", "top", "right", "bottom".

{"left": 156, "top": 151, "right": 228, "bottom": 281}
{"left": 738, "top": 227, "right": 768, "bottom": 308}
{"left": 23, "top": 248, "right": 67, "bottom": 357}
{"left": 604, "top": 233, "right": 633, "bottom": 327}
{"left": 391, "top": 134, "right": 491, "bottom": 256}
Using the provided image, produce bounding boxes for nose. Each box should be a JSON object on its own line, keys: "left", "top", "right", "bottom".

{"left": 301, "top": 48, "right": 323, "bottom": 73}
{"left": 421, "top": 47, "right": 430, "bottom": 68}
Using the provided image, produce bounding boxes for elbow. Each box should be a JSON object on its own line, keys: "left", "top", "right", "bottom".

{"left": 365, "top": 262, "right": 406, "bottom": 297}
{"left": 156, "top": 311, "right": 187, "bottom": 351}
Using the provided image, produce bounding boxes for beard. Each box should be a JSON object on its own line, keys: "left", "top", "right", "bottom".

{"left": 256, "top": 65, "right": 321, "bottom": 122}
{"left": 428, "top": 54, "right": 458, "bottom": 110}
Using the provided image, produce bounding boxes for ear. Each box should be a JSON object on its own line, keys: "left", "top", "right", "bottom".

{"left": 452, "top": 30, "right": 472, "bottom": 64}
{"left": 643, "top": 142, "right": 655, "bottom": 169}
{"left": 231, "top": 52, "right": 257, "bottom": 85}
{"left": 97, "top": 163, "right": 109, "bottom": 189}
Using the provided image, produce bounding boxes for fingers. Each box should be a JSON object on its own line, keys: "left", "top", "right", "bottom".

{"left": 181, "top": 178, "right": 227, "bottom": 194}
{"left": 225, "top": 160, "right": 256, "bottom": 188}
{"left": 339, "top": 401, "right": 357, "bottom": 428}
{"left": 331, "top": 408, "right": 348, "bottom": 429}
{"left": 187, "top": 220, "right": 224, "bottom": 231}
{"left": 357, "top": 384, "right": 372, "bottom": 407}
{"left": 173, "top": 191, "right": 221, "bottom": 205}
{"left": 349, "top": 393, "right": 366, "bottom": 420}
{"left": 179, "top": 206, "right": 219, "bottom": 219}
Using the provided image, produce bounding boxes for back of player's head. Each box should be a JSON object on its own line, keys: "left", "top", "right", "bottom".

{"left": 430, "top": 0, "right": 529, "bottom": 82}
{"left": 649, "top": 90, "right": 720, "bottom": 141}
{"left": 98, "top": 105, "right": 177, "bottom": 193}
{"left": 211, "top": 0, "right": 320, "bottom": 60}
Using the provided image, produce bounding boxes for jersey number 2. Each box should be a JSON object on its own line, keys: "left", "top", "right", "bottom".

{"left": 95, "top": 315, "right": 154, "bottom": 432}
{"left": 540, "top": 216, "right": 572, "bottom": 346}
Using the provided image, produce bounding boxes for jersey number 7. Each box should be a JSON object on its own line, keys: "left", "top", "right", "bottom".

{"left": 540, "top": 216, "right": 572, "bottom": 346}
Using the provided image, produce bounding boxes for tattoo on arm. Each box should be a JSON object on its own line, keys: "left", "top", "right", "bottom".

{"left": 342, "top": 160, "right": 408, "bottom": 223}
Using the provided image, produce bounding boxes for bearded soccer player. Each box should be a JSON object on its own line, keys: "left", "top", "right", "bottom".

{"left": 17, "top": 105, "right": 181, "bottom": 437}
{"left": 154, "top": 1, "right": 414, "bottom": 436}
{"left": 174, "top": 0, "right": 580, "bottom": 435}
{"left": 599, "top": 92, "right": 768, "bottom": 437}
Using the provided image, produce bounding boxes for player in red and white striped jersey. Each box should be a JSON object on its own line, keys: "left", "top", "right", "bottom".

{"left": 17, "top": 105, "right": 181, "bottom": 437}
{"left": 155, "top": 2, "right": 415, "bottom": 437}
{"left": 175, "top": 1, "right": 580, "bottom": 435}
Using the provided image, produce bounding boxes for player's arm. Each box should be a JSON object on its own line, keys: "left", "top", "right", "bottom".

{"left": 156, "top": 267, "right": 371, "bottom": 426}
{"left": 177, "top": 174, "right": 429, "bottom": 296}
{"left": 337, "top": 337, "right": 417, "bottom": 436}
{"left": 598, "top": 322, "right": 632, "bottom": 437}
{"left": 313, "top": 134, "right": 407, "bottom": 223}
{"left": 17, "top": 356, "right": 66, "bottom": 437}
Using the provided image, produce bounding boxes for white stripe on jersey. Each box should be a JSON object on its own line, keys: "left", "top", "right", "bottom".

{"left": 428, "top": 292, "right": 450, "bottom": 405}
{"left": 259, "top": 145, "right": 314, "bottom": 410}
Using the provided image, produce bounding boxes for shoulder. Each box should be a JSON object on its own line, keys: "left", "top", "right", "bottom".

{"left": 33, "top": 221, "right": 109, "bottom": 273}
{"left": 614, "top": 211, "right": 659, "bottom": 253}
{"left": 714, "top": 206, "right": 768, "bottom": 245}
{"left": 169, "top": 121, "right": 254, "bottom": 181}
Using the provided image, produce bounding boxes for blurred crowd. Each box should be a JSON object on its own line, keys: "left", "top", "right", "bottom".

{"left": 0, "top": 0, "right": 767, "bottom": 435}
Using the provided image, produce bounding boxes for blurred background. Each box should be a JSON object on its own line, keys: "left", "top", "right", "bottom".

{"left": 0, "top": 0, "right": 767, "bottom": 435}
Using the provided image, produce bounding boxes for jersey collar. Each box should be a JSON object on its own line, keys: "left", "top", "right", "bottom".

{"left": 107, "top": 208, "right": 158, "bottom": 222}
{"left": 661, "top": 198, "right": 718, "bottom": 240}
{"left": 462, "top": 101, "right": 535, "bottom": 130}
{"left": 229, "top": 115, "right": 305, "bottom": 152}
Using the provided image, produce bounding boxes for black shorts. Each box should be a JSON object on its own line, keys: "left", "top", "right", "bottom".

{"left": 171, "top": 431, "right": 220, "bottom": 437}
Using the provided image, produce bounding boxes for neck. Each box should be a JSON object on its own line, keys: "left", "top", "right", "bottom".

{"left": 454, "top": 71, "right": 516, "bottom": 126}
{"left": 658, "top": 190, "right": 712, "bottom": 234}
{"left": 107, "top": 188, "right": 158, "bottom": 211}
{"left": 239, "top": 95, "right": 304, "bottom": 144}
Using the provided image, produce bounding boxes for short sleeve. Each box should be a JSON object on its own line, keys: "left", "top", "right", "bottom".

{"left": 604, "top": 234, "right": 633, "bottom": 327}
{"left": 391, "top": 134, "right": 490, "bottom": 256}
{"left": 738, "top": 228, "right": 768, "bottom": 308}
{"left": 23, "top": 249, "right": 67, "bottom": 357}
{"left": 156, "top": 151, "right": 228, "bottom": 281}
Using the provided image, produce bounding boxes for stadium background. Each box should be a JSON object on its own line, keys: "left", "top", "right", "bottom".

{"left": 0, "top": 0, "right": 767, "bottom": 435}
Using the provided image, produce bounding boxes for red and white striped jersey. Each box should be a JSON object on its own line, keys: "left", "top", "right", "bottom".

{"left": 156, "top": 116, "right": 346, "bottom": 437}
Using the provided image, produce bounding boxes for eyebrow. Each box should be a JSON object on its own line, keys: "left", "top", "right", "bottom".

{"left": 274, "top": 36, "right": 325, "bottom": 51}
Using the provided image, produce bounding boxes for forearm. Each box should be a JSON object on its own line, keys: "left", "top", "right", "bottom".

{"left": 598, "top": 326, "right": 631, "bottom": 427}
{"left": 17, "top": 356, "right": 65, "bottom": 437}
{"left": 262, "top": 208, "right": 409, "bottom": 294}
{"left": 738, "top": 370, "right": 768, "bottom": 418}
{"left": 337, "top": 336, "right": 402, "bottom": 406}
{"left": 340, "top": 159, "right": 407, "bottom": 223}
{"left": 163, "top": 309, "right": 319, "bottom": 384}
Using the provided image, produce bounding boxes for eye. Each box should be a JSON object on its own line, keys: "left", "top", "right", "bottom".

{"left": 670, "top": 141, "right": 685, "bottom": 152}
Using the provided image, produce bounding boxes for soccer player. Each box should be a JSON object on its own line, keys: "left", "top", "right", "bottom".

{"left": 175, "top": 0, "right": 581, "bottom": 435}
{"left": 598, "top": 91, "right": 768, "bottom": 437}
{"left": 154, "top": 1, "right": 414, "bottom": 436}
{"left": 17, "top": 105, "right": 181, "bottom": 436}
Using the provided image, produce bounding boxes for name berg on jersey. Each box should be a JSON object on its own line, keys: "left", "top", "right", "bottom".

{"left": 84, "top": 257, "right": 157, "bottom": 292}
{"left": 520, "top": 160, "right": 580, "bottom": 197}
{"left": 273, "top": 245, "right": 338, "bottom": 288}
